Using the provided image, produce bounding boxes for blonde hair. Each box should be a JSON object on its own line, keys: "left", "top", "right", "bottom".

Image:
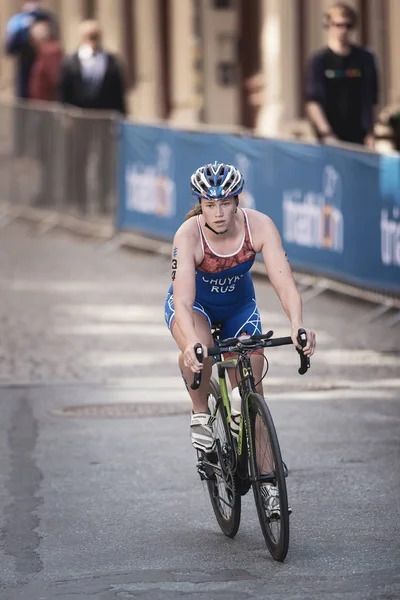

{"left": 327, "top": 3, "right": 357, "bottom": 27}
{"left": 184, "top": 204, "right": 202, "bottom": 221}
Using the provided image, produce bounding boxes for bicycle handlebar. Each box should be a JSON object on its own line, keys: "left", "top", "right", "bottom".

{"left": 190, "top": 328, "right": 310, "bottom": 390}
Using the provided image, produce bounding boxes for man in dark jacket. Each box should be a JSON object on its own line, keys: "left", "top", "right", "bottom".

{"left": 59, "top": 20, "right": 126, "bottom": 115}
{"left": 59, "top": 20, "right": 126, "bottom": 213}
{"left": 305, "top": 2, "right": 378, "bottom": 147}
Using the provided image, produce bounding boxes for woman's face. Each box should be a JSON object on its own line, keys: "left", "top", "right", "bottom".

{"left": 201, "top": 197, "right": 237, "bottom": 233}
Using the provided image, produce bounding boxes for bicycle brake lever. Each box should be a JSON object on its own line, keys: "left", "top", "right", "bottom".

{"left": 297, "top": 328, "right": 310, "bottom": 375}
{"left": 191, "top": 343, "right": 204, "bottom": 390}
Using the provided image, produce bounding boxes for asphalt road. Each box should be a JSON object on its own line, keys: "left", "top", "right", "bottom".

{"left": 0, "top": 221, "right": 399, "bottom": 599}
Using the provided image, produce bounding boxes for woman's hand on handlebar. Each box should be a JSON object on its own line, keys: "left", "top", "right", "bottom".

{"left": 183, "top": 342, "right": 207, "bottom": 373}
{"left": 291, "top": 326, "right": 316, "bottom": 356}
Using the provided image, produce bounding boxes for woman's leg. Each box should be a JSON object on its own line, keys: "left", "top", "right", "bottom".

{"left": 172, "top": 311, "right": 214, "bottom": 413}
{"left": 172, "top": 312, "right": 216, "bottom": 453}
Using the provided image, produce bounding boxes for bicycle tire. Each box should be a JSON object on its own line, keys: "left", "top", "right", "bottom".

{"left": 206, "top": 377, "right": 241, "bottom": 538}
{"left": 247, "top": 392, "right": 290, "bottom": 561}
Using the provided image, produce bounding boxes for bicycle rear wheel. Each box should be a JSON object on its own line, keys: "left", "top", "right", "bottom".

{"left": 247, "top": 392, "right": 289, "bottom": 561}
{"left": 205, "top": 377, "right": 241, "bottom": 538}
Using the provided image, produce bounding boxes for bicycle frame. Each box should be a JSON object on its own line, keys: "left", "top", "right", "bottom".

{"left": 211, "top": 351, "right": 256, "bottom": 476}
{"left": 200, "top": 328, "right": 308, "bottom": 485}
{"left": 212, "top": 350, "right": 282, "bottom": 487}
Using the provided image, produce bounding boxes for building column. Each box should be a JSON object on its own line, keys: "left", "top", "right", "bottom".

{"left": 59, "top": 0, "right": 86, "bottom": 52}
{"left": 131, "top": 0, "right": 161, "bottom": 119}
{"left": 200, "top": 1, "right": 240, "bottom": 127}
{"left": 96, "top": 0, "right": 124, "bottom": 54}
{"left": 387, "top": 0, "right": 400, "bottom": 105}
{"left": 305, "top": 0, "right": 324, "bottom": 57}
{"left": 239, "top": 0, "right": 262, "bottom": 129}
{"left": 255, "top": 0, "right": 298, "bottom": 136}
{"left": 367, "top": 0, "right": 387, "bottom": 107}
{"left": 169, "top": 0, "right": 197, "bottom": 125}
{"left": 41, "top": 0, "right": 61, "bottom": 15}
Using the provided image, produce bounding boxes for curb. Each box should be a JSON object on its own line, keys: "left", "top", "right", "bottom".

{"left": 4, "top": 203, "right": 400, "bottom": 314}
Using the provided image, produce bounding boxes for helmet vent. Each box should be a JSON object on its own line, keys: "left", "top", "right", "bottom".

{"left": 190, "top": 162, "right": 244, "bottom": 199}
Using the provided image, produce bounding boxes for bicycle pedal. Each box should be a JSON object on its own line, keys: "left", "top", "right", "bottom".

{"left": 196, "top": 460, "right": 212, "bottom": 481}
{"left": 196, "top": 463, "right": 207, "bottom": 481}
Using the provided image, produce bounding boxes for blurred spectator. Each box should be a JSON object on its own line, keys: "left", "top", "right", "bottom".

{"left": 28, "top": 20, "right": 63, "bottom": 102}
{"left": 28, "top": 20, "right": 63, "bottom": 207}
{"left": 4, "top": 1, "right": 56, "bottom": 157}
{"left": 4, "top": 1, "right": 56, "bottom": 99}
{"left": 305, "top": 2, "right": 378, "bottom": 148}
{"left": 59, "top": 20, "right": 126, "bottom": 213}
{"left": 59, "top": 20, "right": 126, "bottom": 114}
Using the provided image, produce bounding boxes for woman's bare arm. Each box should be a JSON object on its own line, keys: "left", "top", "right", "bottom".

{"left": 171, "top": 224, "right": 198, "bottom": 348}
{"left": 249, "top": 210, "right": 315, "bottom": 355}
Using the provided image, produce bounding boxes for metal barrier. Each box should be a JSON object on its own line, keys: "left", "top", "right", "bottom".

{"left": 0, "top": 98, "right": 119, "bottom": 217}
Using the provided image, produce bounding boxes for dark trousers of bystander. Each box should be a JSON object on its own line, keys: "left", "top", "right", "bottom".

{"left": 63, "top": 117, "right": 116, "bottom": 214}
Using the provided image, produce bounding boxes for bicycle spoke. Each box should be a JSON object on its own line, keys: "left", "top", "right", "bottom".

{"left": 203, "top": 378, "right": 241, "bottom": 538}
{"left": 254, "top": 411, "right": 275, "bottom": 478}
{"left": 248, "top": 393, "right": 290, "bottom": 561}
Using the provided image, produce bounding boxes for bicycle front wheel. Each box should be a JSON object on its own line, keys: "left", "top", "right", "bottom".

{"left": 247, "top": 392, "right": 289, "bottom": 561}
{"left": 206, "top": 377, "right": 241, "bottom": 538}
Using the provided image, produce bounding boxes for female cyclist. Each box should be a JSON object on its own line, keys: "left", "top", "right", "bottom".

{"left": 164, "top": 161, "right": 316, "bottom": 463}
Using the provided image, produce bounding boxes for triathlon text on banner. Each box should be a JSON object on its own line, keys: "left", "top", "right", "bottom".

{"left": 117, "top": 122, "right": 400, "bottom": 293}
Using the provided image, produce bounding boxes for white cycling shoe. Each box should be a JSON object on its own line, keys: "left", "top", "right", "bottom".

{"left": 261, "top": 484, "right": 292, "bottom": 520}
{"left": 190, "top": 412, "right": 215, "bottom": 453}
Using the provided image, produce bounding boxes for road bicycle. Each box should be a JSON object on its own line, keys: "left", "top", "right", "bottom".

{"left": 191, "top": 328, "right": 310, "bottom": 562}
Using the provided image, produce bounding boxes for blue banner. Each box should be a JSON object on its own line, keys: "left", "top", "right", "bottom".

{"left": 117, "top": 122, "right": 400, "bottom": 293}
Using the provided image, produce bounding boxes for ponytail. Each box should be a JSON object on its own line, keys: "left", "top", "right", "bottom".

{"left": 184, "top": 203, "right": 202, "bottom": 221}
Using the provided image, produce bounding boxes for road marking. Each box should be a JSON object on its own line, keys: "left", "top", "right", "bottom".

{"left": 53, "top": 305, "right": 334, "bottom": 343}
{"left": 53, "top": 304, "right": 164, "bottom": 322}
{"left": 310, "top": 349, "right": 400, "bottom": 367}
{"left": 0, "top": 378, "right": 398, "bottom": 402}
{"left": 49, "top": 303, "right": 335, "bottom": 350}
{"left": 99, "top": 387, "right": 397, "bottom": 403}
{"left": 101, "top": 376, "right": 400, "bottom": 391}
{"left": 269, "top": 388, "right": 399, "bottom": 401}
{"left": 3, "top": 376, "right": 398, "bottom": 390}
{"left": 0, "top": 279, "right": 164, "bottom": 295}
{"left": 55, "top": 324, "right": 172, "bottom": 336}
{"left": 97, "top": 386, "right": 399, "bottom": 402}
{"left": 49, "top": 301, "right": 400, "bottom": 370}
{"left": 91, "top": 350, "right": 178, "bottom": 366}
{"left": 84, "top": 347, "right": 400, "bottom": 368}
